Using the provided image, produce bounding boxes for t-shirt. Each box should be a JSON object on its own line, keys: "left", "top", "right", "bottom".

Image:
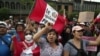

{"left": 64, "top": 39, "right": 89, "bottom": 56}
{"left": 0, "top": 34, "right": 12, "bottom": 56}
{"left": 13, "top": 41, "right": 40, "bottom": 56}
{"left": 38, "top": 38, "right": 63, "bottom": 56}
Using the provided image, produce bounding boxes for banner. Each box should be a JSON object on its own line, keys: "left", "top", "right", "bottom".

{"left": 82, "top": 36, "right": 97, "bottom": 51}
{"left": 40, "top": 4, "right": 58, "bottom": 25}
{"left": 29, "top": 0, "right": 66, "bottom": 34}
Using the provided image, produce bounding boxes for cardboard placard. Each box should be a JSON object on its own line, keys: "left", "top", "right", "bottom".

{"left": 78, "top": 12, "right": 94, "bottom": 22}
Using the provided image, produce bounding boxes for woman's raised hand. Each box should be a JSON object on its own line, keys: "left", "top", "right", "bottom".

{"left": 45, "top": 22, "right": 53, "bottom": 30}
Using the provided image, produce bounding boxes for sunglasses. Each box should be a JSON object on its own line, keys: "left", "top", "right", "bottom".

{"left": 25, "top": 33, "right": 32, "bottom": 35}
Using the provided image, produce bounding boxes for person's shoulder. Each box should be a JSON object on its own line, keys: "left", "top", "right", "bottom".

{"left": 5, "top": 33, "right": 12, "bottom": 37}
{"left": 64, "top": 39, "right": 73, "bottom": 48}
{"left": 65, "top": 39, "right": 72, "bottom": 44}
{"left": 64, "top": 39, "right": 73, "bottom": 51}
{"left": 59, "top": 42, "right": 62, "bottom": 45}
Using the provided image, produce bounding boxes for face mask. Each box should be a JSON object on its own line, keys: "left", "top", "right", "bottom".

{"left": 25, "top": 35, "right": 33, "bottom": 41}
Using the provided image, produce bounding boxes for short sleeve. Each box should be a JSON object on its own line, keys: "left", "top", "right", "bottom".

{"left": 83, "top": 39, "right": 89, "bottom": 46}
{"left": 38, "top": 37, "right": 47, "bottom": 49}
{"left": 64, "top": 43, "right": 71, "bottom": 52}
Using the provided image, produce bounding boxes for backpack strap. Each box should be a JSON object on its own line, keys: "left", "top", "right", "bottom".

{"left": 68, "top": 40, "right": 83, "bottom": 51}
{"left": 68, "top": 42, "right": 80, "bottom": 51}
{"left": 81, "top": 40, "right": 88, "bottom": 55}
{"left": 81, "top": 40, "right": 83, "bottom": 49}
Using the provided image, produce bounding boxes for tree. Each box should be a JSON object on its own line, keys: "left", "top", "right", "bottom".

{"left": 68, "top": 12, "right": 79, "bottom": 21}
{"left": 94, "top": 9, "right": 100, "bottom": 18}
{"left": 20, "top": 0, "right": 34, "bottom": 8}
{"left": 0, "top": 7, "right": 11, "bottom": 21}
{"left": 19, "top": 0, "right": 34, "bottom": 19}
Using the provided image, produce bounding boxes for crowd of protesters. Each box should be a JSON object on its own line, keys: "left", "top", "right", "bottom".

{"left": 0, "top": 17, "right": 100, "bottom": 56}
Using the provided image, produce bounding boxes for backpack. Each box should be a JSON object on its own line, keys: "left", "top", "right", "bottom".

{"left": 68, "top": 40, "right": 88, "bottom": 56}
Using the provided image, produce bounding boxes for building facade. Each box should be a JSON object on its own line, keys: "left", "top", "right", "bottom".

{"left": 0, "top": 0, "right": 100, "bottom": 19}
{"left": 73, "top": 1, "right": 100, "bottom": 12}
{"left": 0, "top": 0, "right": 33, "bottom": 19}
{"left": 46, "top": 0, "right": 100, "bottom": 15}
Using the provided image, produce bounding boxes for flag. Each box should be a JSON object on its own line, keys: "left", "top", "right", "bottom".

{"left": 29, "top": 0, "right": 66, "bottom": 34}
{"left": 13, "top": 41, "right": 40, "bottom": 56}
{"left": 94, "top": 13, "right": 100, "bottom": 23}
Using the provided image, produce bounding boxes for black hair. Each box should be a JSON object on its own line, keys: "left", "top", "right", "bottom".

{"left": 15, "top": 24, "right": 25, "bottom": 30}
{"left": 46, "top": 29, "right": 59, "bottom": 45}
{"left": 24, "top": 29, "right": 33, "bottom": 35}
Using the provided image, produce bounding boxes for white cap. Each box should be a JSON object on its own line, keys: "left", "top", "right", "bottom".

{"left": 0, "top": 21, "right": 7, "bottom": 28}
{"left": 72, "top": 25, "right": 83, "bottom": 32}
{"left": 79, "top": 22, "right": 85, "bottom": 25}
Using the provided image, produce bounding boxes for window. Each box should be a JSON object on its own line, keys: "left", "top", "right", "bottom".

{"left": 22, "top": 5, "right": 26, "bottom": 10}
{"left": 27, "top": 3, "right": 31, "bottom": 9}
{"left": 16, "top": 2, "right": 20, "bottom": 9}
{"left": 0, "top": 1, "right": 4, "bottom": 8}
{"left": 74, "top": 3, "right": 77, "bottom": 10}
{"left": 57, "top": 5, "right": 61, "bottom": 11}
{"left": 11, "top": 2, "right": 15, "bottom": 9}
{"left": 65, "top": 5, "right": 68, "bottom": 11}
{"left": 5, "top": 2, "right": 9, "bottom": 8}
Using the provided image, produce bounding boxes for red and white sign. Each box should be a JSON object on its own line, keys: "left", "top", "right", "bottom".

{"left": 28, "top": 0, "right": 66, "bottom": 34}
{"left": 40, "top": 4, "right": 58, "bottom": 25}
{"left": 82, "top": 36, "right": 97, "bottom": 51}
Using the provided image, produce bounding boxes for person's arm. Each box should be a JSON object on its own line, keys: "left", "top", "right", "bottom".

{"left": 33, "top": 23, "right": 52, "bottom": 42}
{"left": 89, "top": 34, "right": 100, "bottom": 46}
{"left": 10, "top": 41, "right": 13, "bottom": 51}
{"left": 64, "top": 50, "right": 69, "bottom": 56}
{"left": 63, "top": 43, "right": 71, "bottom": 56}
{"left": 10, "top": 35, "right": 16, "bottom": 51}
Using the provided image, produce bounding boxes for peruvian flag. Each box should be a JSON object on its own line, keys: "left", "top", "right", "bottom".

{"left": 94, "top": 13, "right": 100, "bottom": 23}
{"left": 29, "top": 0, "right": 66, "bottom": 34}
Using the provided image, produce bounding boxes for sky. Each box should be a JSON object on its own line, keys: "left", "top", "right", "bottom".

{"left": 85, "top": 0, "right": 100, "bottom": 2}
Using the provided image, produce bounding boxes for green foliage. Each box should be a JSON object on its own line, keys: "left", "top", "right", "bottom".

{"left": 59, "top": 9, "right": 68, "bottom": 16}
{"left": 0, "top": 7, "right": 11, "bottom": 21}
{"left": 48, "top": 2, "right": 56, "bottom": 9}
{"left": 20, "top": 0, "right": 34, "bottom": 8}
{"left": 68, "top": 12, "right": 79, "bottom": 21}
{"left": 59, "top": 9, "right": 63, "bottom": 15}
{"left": 94, "top": 9, "right": 100, "bottom": 18}
{"left": 20, "top": 0, "right": 33, "bottom": 5}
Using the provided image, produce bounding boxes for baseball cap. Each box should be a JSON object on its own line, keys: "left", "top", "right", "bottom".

{"left": 0, "top": 21, "right": 7, "bottom": 28}
{"left": 16, "top": 22, "right": 23, "bottom": 25}
{"left": 72, "top": 25, "right": 83, "bottom": 32}
{"left": 79, "top": 22, "right": 85, "bottom": 25}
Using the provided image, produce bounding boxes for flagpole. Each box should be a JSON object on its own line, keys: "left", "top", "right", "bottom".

{"left": 63, "top": 9, "right": 66, "bottom": 19}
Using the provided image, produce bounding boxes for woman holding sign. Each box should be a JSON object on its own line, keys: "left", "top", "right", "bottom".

{"left": 63, "top": 25, "right": 100, "bottom": 56}
{"left": 33, "top": 23, "right": 63, "bottom": 56}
